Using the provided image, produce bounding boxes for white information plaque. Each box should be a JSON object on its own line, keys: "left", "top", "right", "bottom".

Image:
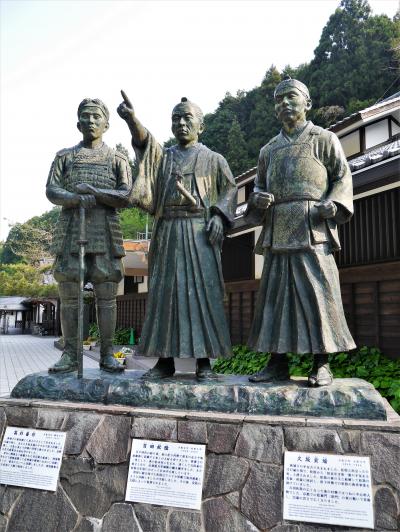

{"left": 0, "top": 426, "right": 66, "bottom": 492}
{"left": 284, "top": 451, "right": 373, "bottom": 529}
{"left": 126, "top": 439, "right": 205, "bottom": 510}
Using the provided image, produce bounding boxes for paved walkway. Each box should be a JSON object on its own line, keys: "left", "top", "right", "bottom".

{"left": 0, "top": 334, "right": 198, "bottom": 398}
{"left": 0, "top": 334, "right": 98, "bottom": 397}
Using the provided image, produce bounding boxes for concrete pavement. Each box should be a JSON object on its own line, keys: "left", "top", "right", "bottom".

{"left": 0, "top": 334, "right": 200, "bottom": 398}
{"left": 0, "top": 334, "right": 99, "bottom": 397}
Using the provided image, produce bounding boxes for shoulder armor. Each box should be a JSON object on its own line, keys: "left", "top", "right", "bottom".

{"left": 267, "top": 135, "right": 280, "bottom": 147}
{"left": 114, "top": 150, "right": 130, "bottom": 163}
{"left": 260, "top": 135, "right": 279, "bottom": 154}
{"left": 310, "top": 125, "right": 324, "bottom": 135}
{"left": 198, "top": 142, "right": 213, "bottom": 155}
{"left": 55, "top": 146, "right": 75, "bottom": 157}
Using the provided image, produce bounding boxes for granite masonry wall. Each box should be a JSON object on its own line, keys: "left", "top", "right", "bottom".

{"left": 0, "top": 398, "right": 399, "bottom": 532}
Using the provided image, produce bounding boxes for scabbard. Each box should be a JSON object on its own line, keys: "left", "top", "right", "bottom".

{"left": 77, "top": 206, "right": 87, "bottom": 379}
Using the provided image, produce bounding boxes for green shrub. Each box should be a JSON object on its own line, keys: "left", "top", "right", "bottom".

{"left": 89, "top": 323, "right": 133, "bottom": 346}
{"left": 213, "top": 345, "right": 400, "bottom": 413}
{"left": 113, "top": 327, "right": 131, "bottom": 345}
{"left": 213, "top": 345, "right": 270, "bottom": 375}
{"left": 88, "top": 323, "right": 100, "bottom": 340}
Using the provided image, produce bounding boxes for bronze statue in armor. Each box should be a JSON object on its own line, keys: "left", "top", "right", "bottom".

{"left": 47, "top": 98, "right": 132, "bottom": 373}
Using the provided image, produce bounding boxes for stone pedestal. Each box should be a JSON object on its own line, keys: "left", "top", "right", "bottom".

{"left": 11, "top": 370, "right": 387, "bottom": 420}
{"left": 0, "top": 397, "right": 399, "bottom": 531}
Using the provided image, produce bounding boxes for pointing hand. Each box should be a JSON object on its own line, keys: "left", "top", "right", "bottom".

{"left": 117, "top": 89, "right": 135, "bottom": 121}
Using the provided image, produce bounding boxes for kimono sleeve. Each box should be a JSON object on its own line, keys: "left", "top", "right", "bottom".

{"left": 130, "top": 131, "right": 163, "bottom": 214}
{"left": 210, "top": 154, "right": 238, "bottom": 227}
{"left": 325, "top": 132, "right": 354, "bottom": 224}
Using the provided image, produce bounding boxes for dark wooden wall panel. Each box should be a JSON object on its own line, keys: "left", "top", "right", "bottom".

{"left": 336, "top": 188, "right": 400, "bottom": 268}
{"left": 116, "top": 264, "right": 399, "bottom": 357}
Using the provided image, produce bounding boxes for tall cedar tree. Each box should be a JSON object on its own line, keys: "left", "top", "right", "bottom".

{"left": 197, "top": 0, "right": 399, "bottom": 176}
{"left": 226, "top": 116, "right": 250, "bottom": 176}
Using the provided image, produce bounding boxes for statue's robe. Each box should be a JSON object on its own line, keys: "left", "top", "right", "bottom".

{"left": 246, "top": 121, "right": 356, "bottom": 354}
{"left": 131, "top": 134, "right": 237, "bottom": 359}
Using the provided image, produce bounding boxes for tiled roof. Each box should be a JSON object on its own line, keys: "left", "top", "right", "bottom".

{"left": 329, "top": 94, "right": 400, "bottom": 133}
{"left": 123, "top": 240, "right": 149, "bottom": 252}
{"left": 235, "top": 166, "right": 257, "bottom": 182}
{"left": 348, "top": 139, "right": 400, "bottom": 172}
{"left": 0, "top": 296, "right": 31, "bottom": 311}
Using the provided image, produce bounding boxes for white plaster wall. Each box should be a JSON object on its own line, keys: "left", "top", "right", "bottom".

{"left": 254, "top": 226, "right": 264, "bottom": 279}
{"left": 117, "top": 278, "right": 125, "bottom": 296}
{"left": 138, "top": 277, "right": 148, "bottom": 293}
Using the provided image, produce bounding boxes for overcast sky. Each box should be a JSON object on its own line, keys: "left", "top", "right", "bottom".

{"left": 0, "top": 0, "right": 398, "bottom": 240}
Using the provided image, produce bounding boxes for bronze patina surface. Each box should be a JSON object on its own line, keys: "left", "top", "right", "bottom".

{"left": 47, "top": 98, "right": 132, "bottom": 374}
{"left": 11, "top": 370, "right": 386, "bottom": 420}
{"left": 117, "top": 91, "right": 237, "bottom": 378}
{"left": 246, "top": 78, "right": 356, "bottom": 387}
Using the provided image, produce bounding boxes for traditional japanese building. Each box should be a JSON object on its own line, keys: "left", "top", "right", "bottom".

{"left": 222, "top": 93, "right": 400, "bottom": 355}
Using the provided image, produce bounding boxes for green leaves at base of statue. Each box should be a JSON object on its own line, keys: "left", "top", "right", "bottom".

{"left": 213, "top": 345, "right": 400, "bottom": 414}
{"left": 213, "top": 345, "right": 270, "bottom": 375}
{"left": 88, "top": 323, "right": 132, "bottom": 346}
{"left": 113, "top": 328, "right": 132, "bottom": 345}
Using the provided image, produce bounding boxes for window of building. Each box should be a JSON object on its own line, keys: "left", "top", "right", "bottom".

{"left": 391, "top": 119, "right": 400, "bottom": 136}
{"left": 340, "top": 130, "right": 361, "bottom": 157}
{"left": 365, "top": 119, "right": 389, "bottom": 149}
{"left": 237, "top": 186, "right": 246, "bottom": 204}
{"left": 124, "top": 276, "right": 144, "bottom": 294}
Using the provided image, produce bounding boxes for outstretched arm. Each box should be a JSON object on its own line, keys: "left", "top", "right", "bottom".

{"left": 117, "top": 90, "right": 148, "bottom": 149}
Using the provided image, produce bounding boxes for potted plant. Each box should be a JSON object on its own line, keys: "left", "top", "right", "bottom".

{"left": 83, "top": 340, "right": 91, "bottom": 351}
{"left": 87, "top": 336, "right": 97, "bottom": 347}
{"left": 113, "top": 351, "right": 126, "bottom": 365}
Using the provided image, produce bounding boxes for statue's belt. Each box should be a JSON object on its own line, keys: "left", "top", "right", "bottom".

{"left": 272, "top": 196, "right": 323, "bottom": 204}
{"left": 161, "top": 207, "right": 205, "bottom": 219}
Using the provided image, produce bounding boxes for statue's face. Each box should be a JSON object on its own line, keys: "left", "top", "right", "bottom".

{"left": 77, "top": 106, "right": 108, "bottom": 141}
{"left": 171, "top": 103, "right": 204, "bottom": 146}
{"left": 274, "top": 87, "right": 311, "bottom": 126}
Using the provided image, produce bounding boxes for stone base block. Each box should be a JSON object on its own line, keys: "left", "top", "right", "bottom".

{"left": 0, "top": 398, "right": 399, "bottom": 532}
{"left": 11, "top": 370, "right": 387, "bottom": 420}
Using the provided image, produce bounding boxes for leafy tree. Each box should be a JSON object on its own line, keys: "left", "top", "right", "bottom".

{"left": 0, "top": 263, "right": 58, "bottom": 297}
{"left": 168, "top": 1, "right": 399, "bottom": 168}
{"left": 201, "top": 106, "right": 237, "bottom": 156}
{"left": 305, "top": 0, "right": 400, "bottom": 113}
{"left": 245, "top": 66, "right": 282, "bottom": 162}
{"left": 1, "top": 208, "right": 59, "bottom": 265}
{"left": 226, "top": 116, "right": 250, "bottom": 176}
{"left": 115, "top": 142, "right": 138, "bottom": 178}
{"left": 119, "top": 209, "right": 152, "bottom": 239}
{"left": 115, "top": 143, "right": 152, "bottom": 239}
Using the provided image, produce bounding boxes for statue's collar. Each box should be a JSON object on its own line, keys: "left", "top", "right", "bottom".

{"left": 280, "top": 121, "right": 312, "bottom": 143}
{"left": 77, "top": 141, "right": 106, "bottom": 152}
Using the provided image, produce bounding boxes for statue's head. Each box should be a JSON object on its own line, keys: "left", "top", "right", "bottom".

{"left": 77, "top": 98, "right": 109, "bottom": 141}
{"left": 171, "top": 97, "right": 204, "bottom": 146}
{"left": 273, "top": 78, "right": 312, "bottom": 126}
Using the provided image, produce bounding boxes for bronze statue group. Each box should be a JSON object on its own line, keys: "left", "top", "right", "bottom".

{"left": 47, "top": 79, "right": 355, "bottom": 388}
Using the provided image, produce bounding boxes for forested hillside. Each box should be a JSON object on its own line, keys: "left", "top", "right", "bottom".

{"left": 195, "top": 0, "right": 400, "bottom": 175}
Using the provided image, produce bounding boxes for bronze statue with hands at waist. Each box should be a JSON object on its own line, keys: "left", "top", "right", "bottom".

{"left": 246, "top": 77, "right": 356, "bottom": 387}
{"left": 117, "top": 90, "right": 237, "bottom": 379}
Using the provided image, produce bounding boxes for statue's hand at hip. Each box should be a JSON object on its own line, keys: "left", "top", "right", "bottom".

{"left": 315, "top": 200, "right": 337, "bottom": 219}
{"left": 207, "top": 215, "right": 224, "bottom": 247}
{"left": 251, "top": 192, "right": 274, "bottom": 209}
